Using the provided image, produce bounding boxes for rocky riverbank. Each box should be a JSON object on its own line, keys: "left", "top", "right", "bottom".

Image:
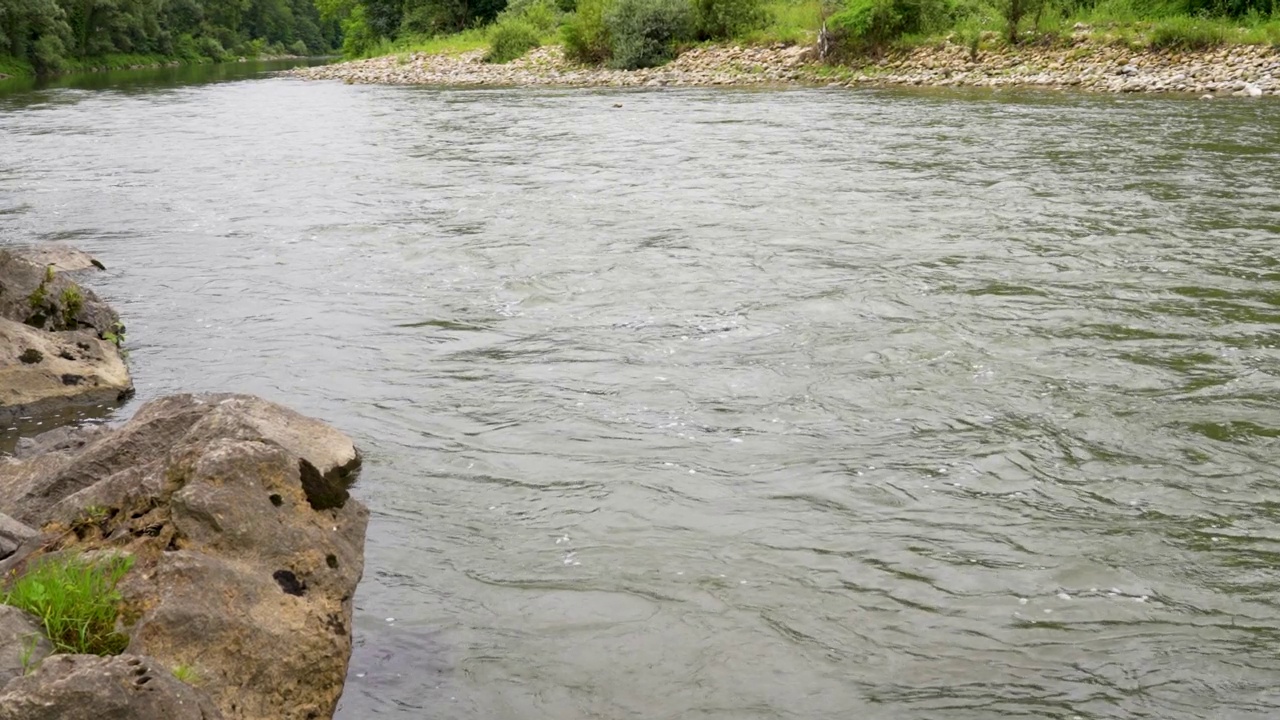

{"left": 0, "top": 248, "right": 368, "bottom": 720}
{"left": 0, "top": 247, "right": 132, "bottom": 425}
{"left": 289, "top": 38, "right": 1280, "bottom": 97}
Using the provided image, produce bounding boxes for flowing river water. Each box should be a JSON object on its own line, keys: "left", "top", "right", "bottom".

{"left": 2, "top": 61, "right": 1279, "bottom": 719}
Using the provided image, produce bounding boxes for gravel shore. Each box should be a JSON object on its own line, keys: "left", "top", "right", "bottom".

{"left": 288, "top": 39, "right": 1280, "bottom": 97}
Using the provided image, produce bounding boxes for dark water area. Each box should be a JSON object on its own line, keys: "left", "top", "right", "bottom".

{"left": 0, "top": 57, "right": 331, "bottom": 95}
{"left": 1, "top": 66, "right": 1279, "bottom": 719}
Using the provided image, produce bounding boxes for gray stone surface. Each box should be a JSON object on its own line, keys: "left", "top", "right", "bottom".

{"left": 0, "top": 654, "right": 222, "bottom": 720}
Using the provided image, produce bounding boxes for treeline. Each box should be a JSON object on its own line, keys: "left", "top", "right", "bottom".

{"left": 0, "top": 0, "right": 341, "bottom": 75}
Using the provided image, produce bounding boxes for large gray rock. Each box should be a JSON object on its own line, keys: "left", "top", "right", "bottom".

{"left": 0, "top": 606, "right": 52, "bottom": 684}
{"left": 0, "top": 318, "right": 133, "bottom": 425}
{"left": 3, "top": 246, "right": 106, "bottom": 274}
{"left": 1, "top": 393, "right": 366, "bottom": 720}
{"left": 0, "top": 654, "right": 222, "bottom": 720}
{"left": 0, "top": 247, "right": 130, "bottom": 424}
{"left": 0, "top": 249, "right": 119, "bottom": 335}
{"left": 0, "top": 514, "right": 37, "bottom": 561}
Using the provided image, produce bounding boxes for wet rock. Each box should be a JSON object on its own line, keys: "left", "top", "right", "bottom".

{"left": 0, "top": 606, "right": 52, "bottom": 683}
{"left": 0, "top": 654, "right": 222, "bottom": 720}
{"left": 12, "top": 423, "right": 111, "bottom": 460}
{"left": 0, "top": 319, "right": 132, "bottom": 426}
{"left": 0, "top": 393, "right": 366, "bottom": 720}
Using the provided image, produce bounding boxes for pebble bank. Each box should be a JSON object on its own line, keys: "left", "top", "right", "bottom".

{"left": 289, "top": 38, "right": 1280, "bottom": 97}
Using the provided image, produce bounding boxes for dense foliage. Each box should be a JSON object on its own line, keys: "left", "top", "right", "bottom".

{"left": 0, "top": 0, "right": 339, "bottom": 74}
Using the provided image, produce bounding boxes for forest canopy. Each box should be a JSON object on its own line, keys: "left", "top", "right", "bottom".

{"left": 0, "top": 0, "right": 344, "bottom": 74}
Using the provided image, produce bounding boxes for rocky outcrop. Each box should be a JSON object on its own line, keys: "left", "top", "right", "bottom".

{"left": 0, "top": 320, "right": 132, "bottom": 424}
{"left": 0, "top": 247, "right": 131, "bottom": 423}
{"left": 0, "top": 606, "right": 52, "bottom": 684}
{"left": 0, "top": 654, "right": 223, "bottom": 720}
{"left": 0, "top": 394, "right": 366, "bottom": 720}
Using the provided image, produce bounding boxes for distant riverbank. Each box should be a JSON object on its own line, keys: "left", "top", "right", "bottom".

{"left": 290, "top": 39, "right": 1279, "bottom": 97}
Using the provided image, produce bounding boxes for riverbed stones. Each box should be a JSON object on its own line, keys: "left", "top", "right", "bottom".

{"left": 290, "top": 40, "right": 1280, "bottom": 97}
{"left": 2, "top": 393, "right": 366, "bottom": 720}
{"left": 0, "top": 247, "right": 131, "bottom": 423}
{"left": 0, "top": 606, "right": 52, "bottom": 683}
{"left": 0, "top": 653, "right": 223, "bottom": 720}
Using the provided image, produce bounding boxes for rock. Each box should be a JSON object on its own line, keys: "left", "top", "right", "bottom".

{"left": 12, "top": 423, "right": 112, "bottom": 460}
{"left": 5, "top": 246, "right": 106, "bottom": 274}
{"left": 0, "top": 514, "right": 38, "bottom": 561}
{"left": 0, "top": 249, "right": 119, "bottom": 336}
{"left": 0, "top": 654, "right": 222, "bottom": 720}
{"left": 0, "top": 393, "right": 366, "bottom": 720}
{"left": 0, "top": 606, "right": 52, "bottom": 683}
{"left": 1244, "top": 82, "right": 1262, "bottom": 97}
{"left": 0, "top": 319, "right": 133, "bottom": 425}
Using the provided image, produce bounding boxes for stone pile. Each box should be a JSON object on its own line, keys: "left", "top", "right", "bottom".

{"left": 289, "top": 39, "right": 1280, "bottom": 97}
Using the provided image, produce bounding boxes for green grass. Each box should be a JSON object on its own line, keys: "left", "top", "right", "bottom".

{"left": 0, "top": 55, "right": 35, "bottom": 79}
{"left": 739, "top": 0, "right": 825, "bottom": 44}
{"left": 2, "top": 554, "right": 135, "bottom": 656}
{"left": 354, "top": 27, "right": 490, "bottom": 59}
{"left": 172, "top": 664, "right": 201, "bottom": 684}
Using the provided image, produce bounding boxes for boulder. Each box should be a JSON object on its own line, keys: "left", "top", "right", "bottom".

{"left": 0, "top": 606, "right": 52, "bottom": 684}
{"left": 0, "top": 654, "right": 222, "bottom": 720}
{"left": 1, "top": 393, "right": 366, "bottom": 720}
{"left": 13, "top": 423, "right": 111, "bottom": 459}
{"left": 0, "top": 514, "right": 37, "bottom": 561}
{"left": 0, "top": 318, "right": 133, "bottom": 425}
{"left": 0, "top": 247, "right": 130, "bottom": 425}
{"left": 0, "top": 249, "right": 119, "bottom": 335}
{"left": 3, "top": 246, "right": 106, "bottom": 274}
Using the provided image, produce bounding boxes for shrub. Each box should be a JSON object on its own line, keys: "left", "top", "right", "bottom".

{"left": 502, "top": 0, "right": 569, "bottom": 32}
{"left": 2, "top": 554, "right": 135, "bottom": 656}
{"left": 693, "top": 0, "right": 768, "bottom": 40}
{"left": 828, "top": 0, "right": 952, "bottom": 52}
{"left": 1148, "top": 17, "right": 1229, "bottom": 48}
{"left": 31, "top": 35, "right": 67, "bottom": 75}
{"left": 563, "top": 0, "right": 614, "bottom": 63}
{"left": 341, "top": 5, "right": 382, "bottom": 57}
{"left": 289, "top": 39, "right": 309, "bottom": 56}
{"left": 486, "top": 18, "right": 543, "bottom": 62}
{"left": 605, "top": 0, "right": 695, "bottom": 69}
{"left": 1000, "top": 0, "right": 1044, "bottom": 44}
{"left": 196, "top": 35, "right": 229, "bottom": 62}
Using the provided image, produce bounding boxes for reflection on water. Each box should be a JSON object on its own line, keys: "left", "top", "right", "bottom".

{"left": 1, "top": 72, "right": 1279, "bottom": 719}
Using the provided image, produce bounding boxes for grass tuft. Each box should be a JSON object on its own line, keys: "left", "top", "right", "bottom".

{"left": 2, "top": 554, "right": 135, "bottom": 656}
{"left": 172, "top": 664, "right": 201, "bottom": 684}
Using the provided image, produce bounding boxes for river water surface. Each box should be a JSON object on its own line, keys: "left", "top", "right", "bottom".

{"left": 2, "top": 62, "right": 1279, "bottom": 719}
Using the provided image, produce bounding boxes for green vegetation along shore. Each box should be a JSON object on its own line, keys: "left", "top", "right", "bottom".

{"left": 0, "top": 0, "right": 341, "bottom": 79}
{"left": 289, "top": 0, "right": 1279, "bottom": 96}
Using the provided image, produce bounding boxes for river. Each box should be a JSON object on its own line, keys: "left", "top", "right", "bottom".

{"left": 1, "top": 61, "right": 1279, "bottom": 719}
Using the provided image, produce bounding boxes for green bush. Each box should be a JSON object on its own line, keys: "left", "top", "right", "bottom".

{"left": 563, "top": 0, "right": 614, "bottom": 63}
{"left": 341, "top": 5, "right": 383, "bottom": 57}
{"left": 502, "top": 0, "right": 569, "bottom": 32}
{"left": 2, "top": 554, "right": 135, "bottom": 656}
{"left": 693, "top": 0, "right": 768, "bottom": 39}
{"left": 605, "top": 0, "right": 695, "bottom": 69}
{"left": 1149, "top": 16, "right": 1229, "bottom": 47}
{"left": 828, "top": 0, "right": 951, "bottom": 52}
{"left": 486, "top": 18, "right": 543, "bottom": 62}
{"left": 196, "top": 36, "right": 229, "bottom": 62}
{"left": 289, "top": 39, "right": 310, "bottom": 56}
